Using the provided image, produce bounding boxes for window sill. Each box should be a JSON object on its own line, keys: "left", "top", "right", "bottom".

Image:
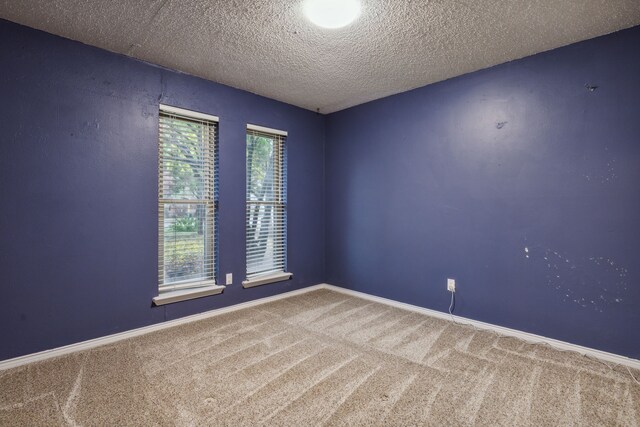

{"left": 242, "top": 272, "right": 293, "bottom": 289}
{"left": 152, "top": 284, "right": 225, "bottom": 306}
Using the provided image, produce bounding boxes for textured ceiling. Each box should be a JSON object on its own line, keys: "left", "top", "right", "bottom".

{"left": 1, "top": 1, "right": 640, "bottom": 113}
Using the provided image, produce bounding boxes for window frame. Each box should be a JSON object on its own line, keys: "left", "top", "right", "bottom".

{"left": 243, "top": 124, "right": 292, "bottom": 288}
{"left": 154, "top": 104, "right": 223, "bottom": 305}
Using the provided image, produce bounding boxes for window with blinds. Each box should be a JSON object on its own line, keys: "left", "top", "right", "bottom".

{"left": 158, "top": 105, "right": 218, "bottom": 292}
{"left": 245, "top": 125, "right": 290, "bottom": 285}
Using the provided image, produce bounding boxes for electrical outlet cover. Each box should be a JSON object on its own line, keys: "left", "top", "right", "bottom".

{"left": 447, "top": 278, "right": 456, "bottom": 292}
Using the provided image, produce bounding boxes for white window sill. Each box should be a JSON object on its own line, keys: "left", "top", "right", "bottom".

{"left": 242, "top": 272, "right": 293, "bottom": 289}
{"left": 152, "top": 284, "right": 225, "bottom": 306}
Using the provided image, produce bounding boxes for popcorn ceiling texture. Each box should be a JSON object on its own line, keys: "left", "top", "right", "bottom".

{"left": 0, "top": 1, "right": 639, "bottom": 113}
{"left": 1, "top": 290, "right": 639, "bottom": 425}
{"left": 0, "top": 0, "right": 640, "bottom": 113}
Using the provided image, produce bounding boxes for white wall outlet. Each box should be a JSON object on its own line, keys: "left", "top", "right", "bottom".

{"left": 226, "top": 273, "right": 233, "bottom": 285}
{"left": 447, "top": 278, "right": 456, "bottom": 292}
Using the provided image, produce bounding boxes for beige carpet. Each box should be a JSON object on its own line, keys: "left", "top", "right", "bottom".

{"left": 1, "top": 289, "right": 639, "bottom": 426}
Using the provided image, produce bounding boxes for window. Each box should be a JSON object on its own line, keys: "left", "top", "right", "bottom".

{"left": 156, "top": 105, "right": 221, "bottom": 303}
{"left": 243, "top": 125, "right": 292, "bottom": 288}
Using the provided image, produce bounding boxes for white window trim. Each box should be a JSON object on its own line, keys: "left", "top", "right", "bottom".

{"left": 245, "top": 126, "right": 290, "bottom": 284}
{"left": 158, "top": 279, "right": 217, "bottom": 292}
{"left": 159, "top": 104, "right": 219, "bottom": 123}
{"left": 242, "top": 272, "right": 293, "bottom": 289}
{"left": 153, "top": 284, "right": 225, "bottom": 306}
{"left": 156, "top": 104, "right": 220, "bottom": 303}
{"left": 247, "top": 123, "right": 288, "bottom": 136}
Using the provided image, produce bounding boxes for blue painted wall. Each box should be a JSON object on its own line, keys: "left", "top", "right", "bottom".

{"left": 0, "top": 19, "right": 325, "bottom": 361}
{"left": 325, "top": 26, "right": 640, "bottom": 358}
{"left": 2, "top": 17, "right": 639, "bottom": 362}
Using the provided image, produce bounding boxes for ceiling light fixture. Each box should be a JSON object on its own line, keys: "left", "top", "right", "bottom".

{"left": 303, "top": 0, "right": 361, "bottom": 29}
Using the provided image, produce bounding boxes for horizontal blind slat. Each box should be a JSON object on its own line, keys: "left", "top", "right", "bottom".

{"left": 246, "top": 128, "right": 287, "bottom": 279}
{"left": 159, "top": 109, "right": 218, "bottom": 290}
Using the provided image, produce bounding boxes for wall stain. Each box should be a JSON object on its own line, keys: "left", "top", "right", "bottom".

{"left": 583, "top": 149, "right": 618, "bottom": 184}
{"left": 523, "top": 245, "right": 628, "bottom": 312}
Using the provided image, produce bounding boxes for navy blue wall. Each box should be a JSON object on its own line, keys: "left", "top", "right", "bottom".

{"left": 325, "top": 27, "right": 640, "bottom": 358}
{"left": 0, "top": 19, "right": 325, "bottom": 361}
{"left": 2, "top": 17, "right": 639, "bottom": 362}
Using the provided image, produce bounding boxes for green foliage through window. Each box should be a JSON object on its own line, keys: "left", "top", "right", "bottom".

{"left": 159, "top": 109, "right": 216, "bottom": 288}
{"left": 246, "top": 129, "right": 286, "bottom": 279}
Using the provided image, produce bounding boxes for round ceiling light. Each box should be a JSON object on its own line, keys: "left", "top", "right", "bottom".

{"left": 303, "top": 0, "right": 361, "bottom": 29}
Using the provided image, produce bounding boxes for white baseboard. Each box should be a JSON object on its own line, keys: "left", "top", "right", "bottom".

{"left": 1, "top": 283, "right": 638, "bottom": 372}
{"left": 0, "top": 284, "right": 326, "bottom": 371}
{"left": 319, "top": 284, "right": 640, "bottom": 371}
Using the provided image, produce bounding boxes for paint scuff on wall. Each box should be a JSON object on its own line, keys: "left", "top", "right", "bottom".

{"left": 524, "top": 245, "right": 629, "bottom": 312}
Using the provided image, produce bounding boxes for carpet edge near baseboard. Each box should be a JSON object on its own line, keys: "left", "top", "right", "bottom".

{"left": 1, "top": 283, "right": 638, "bottom": 371}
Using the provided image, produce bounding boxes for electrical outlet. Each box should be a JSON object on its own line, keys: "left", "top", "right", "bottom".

{"left": 226, "top": 273, "right": 233, "bottom": 285}
{"left": 447, "top": 278, "right": 456, "bottom": 292}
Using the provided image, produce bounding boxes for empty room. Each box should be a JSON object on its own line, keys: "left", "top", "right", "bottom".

{"left": 1, "top": 0, "right": 639, "bottom": 425}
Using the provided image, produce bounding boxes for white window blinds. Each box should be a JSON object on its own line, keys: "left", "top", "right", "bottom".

{"left": 158, "top": 105, "right": 218, "bottom": 292}
{"left": 246, "top": 126, "right": 288, "bottom": 281}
